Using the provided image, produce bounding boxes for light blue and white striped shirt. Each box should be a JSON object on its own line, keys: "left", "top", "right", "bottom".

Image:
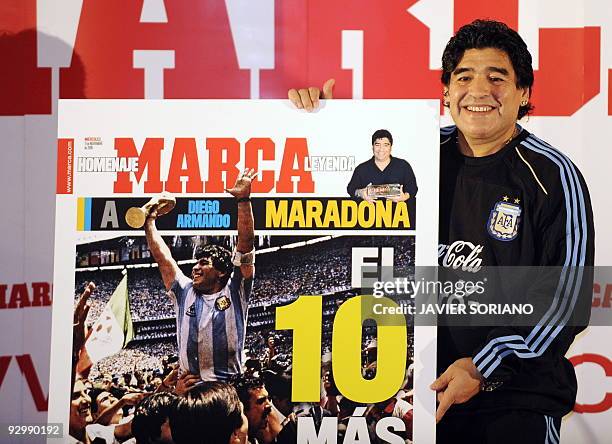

{"left": 170, "top": 266, "right": 252, "bottom": 381}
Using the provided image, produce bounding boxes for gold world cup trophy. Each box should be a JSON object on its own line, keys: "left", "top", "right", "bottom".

{"left": 125, "top": 193, "right": 176, "bottom": 228}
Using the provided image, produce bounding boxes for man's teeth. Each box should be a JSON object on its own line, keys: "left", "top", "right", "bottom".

{"left": 467, "top": 106, "right": 493, "bottom": 112}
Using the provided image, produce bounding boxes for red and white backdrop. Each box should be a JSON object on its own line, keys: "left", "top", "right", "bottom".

{"left": 1, "top": 1, "right": 610, "bottom": 442}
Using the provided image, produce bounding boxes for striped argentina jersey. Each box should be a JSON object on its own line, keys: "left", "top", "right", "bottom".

{"left": 170, "top": 266, "right": 252, "bottom": 381}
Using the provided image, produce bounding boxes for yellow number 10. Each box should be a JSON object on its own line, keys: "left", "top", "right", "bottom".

{"left": 276, "top": 295, "right": 407, "bottom": 403}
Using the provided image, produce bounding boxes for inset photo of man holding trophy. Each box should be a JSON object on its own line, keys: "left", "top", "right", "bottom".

{"left": 347, "top": 129, "right": 418, "bottom": 202}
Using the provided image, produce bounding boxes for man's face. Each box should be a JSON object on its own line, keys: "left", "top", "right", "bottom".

{"left": 445, "top": 48, "right": 529, "bottom": 145}
{"left": 69, "top": 390, "right": 92, "bottom": 430}
{"left": 245, "top": 387, "right": 273, "bottom": 433}
{"left": 95, "top": 391, "right": 122, "bottom": 422}
{"left": 372, "top": 137, "right": 392, "bottom": 163}
{"left": 191, "top": 257, "right": 224, "bottom": 292}
{"left": 101, "top": 374, "right": 113, "bottom": 390}
{"left": 96, "top": 391, "right": 118, "bottom": 412}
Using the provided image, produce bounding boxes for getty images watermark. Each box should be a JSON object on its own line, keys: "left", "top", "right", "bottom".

{"left": 358, "top": 266, "right": 599, "bottom": 327}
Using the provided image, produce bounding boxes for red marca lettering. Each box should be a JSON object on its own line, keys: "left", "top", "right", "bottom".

{"left": 570, "top": 353, "right": 612, "bottom": 414}
{"left": 260, "top": 0, "right": 440, "bottom": 100}
{"left": 262, "top": 0, "right": 600, "bottom": 117}
{"left": 166, "top": 138, "right": 204, "bottom": 193}
{"left": 246, "top": 138, "right": 275, "bottom": 193}
{"left": 0, "top": 0, "right": 52, "bottom": 115}
{"left": 531, "top": 27, "right": 600, "bottom": 116}
{"left": 114, "top": 137, "right": 315, "bottom": 194}
{"left": 114, "top": 138, "right": 164, "bottom": 193}
{"left": 593, "top": 283, "right": 612, "bottom": 308}
{"left": 0, "top": 355, "right": 48, "bottom": 412}
{"left": 60, "top": 0, "right": 248, "bottom": 99}
{"left": 454, "top": 0, "right": 518, "bottom": 29}
{"left": 205, "top": 138, "right": 241, "bottom": 193}
{"left": 0, "top": 356, "right": 11, "bottom": 388}
{"left": 0, "top": 282, "right": 53, "bottom": 309}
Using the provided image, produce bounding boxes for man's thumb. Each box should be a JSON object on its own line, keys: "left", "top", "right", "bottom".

{"left": 322, "top": 78, "right": 335, "bottom": 99}
{"left": 430, "top": 372, "right": 450, "bottom": 391}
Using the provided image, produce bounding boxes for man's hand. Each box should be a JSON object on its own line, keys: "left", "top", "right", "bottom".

{"left": 175, "top": 372, "right": 202, "bottom": 396}
{"left": 226, "top": 168, "right": 257, "bottom": 199}
{"left": 357, "top": 184, "right": 376, "bottom": 203}
{"left": 157, "top": 365, "right": 179, "bottom": 392}
{"left": 73, "top": 282, "right": 95, "bottom": 358}
{"left": 288, "top": 78, "right": 335, "bottom": 112}
{"left": 387, "top": 186, "right": 410, "bottom": 202}
{"left": 120, "top": 391, "right": 148, "bottom": 407}
{"left": 430, "top": 357, "right": 483, "bottom": 423}
{"left": 145, "top": 204, "right": 159, "bottom": 221}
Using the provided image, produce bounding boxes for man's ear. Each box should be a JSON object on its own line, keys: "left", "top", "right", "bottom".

{"left": 521, "top": 86, "right": 530, "bottom": 102}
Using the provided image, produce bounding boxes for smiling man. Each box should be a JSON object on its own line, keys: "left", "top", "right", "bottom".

{"left": 69, "top": 381, "right": 93, "bottom": 443}
{"left": 347, "top": 129, "right": 418, "bottom": 202}
{"left": 288, "top": 19, "right": 594, "bottom": 444}
{"left": 144, "top": 169, "right": 257, "bottom": 382}
{"left": 431, "top": 20, "right": 593, "bottom": 444}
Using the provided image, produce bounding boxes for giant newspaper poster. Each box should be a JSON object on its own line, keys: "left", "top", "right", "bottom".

{"left": 49, "top": 100, "right": 439, "bottom": 443}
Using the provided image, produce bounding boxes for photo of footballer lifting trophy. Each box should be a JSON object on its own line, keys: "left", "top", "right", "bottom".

{"left": 142, "top": 168, "right": 257, "bottom": 382}
{"left": 347, "top": 129, "right": 418, "bottom": 202}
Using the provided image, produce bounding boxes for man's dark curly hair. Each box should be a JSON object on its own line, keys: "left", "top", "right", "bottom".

{"left": 132, "top": 392, "right": 177, "bottom": 444}
{"left": 170, "top": 383, "right": 243, "bottom": 444}
{"left": 231, "top": 374, "right": 265, "bottom": 411}
{"left": 193, "top": 244, "right": 232, "bottom": 275}
{"left": 441, "top": 19, "right": 534, "bottom": 119}
{"left": 371, "top": 129, "right": 393, "bottom": 146}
